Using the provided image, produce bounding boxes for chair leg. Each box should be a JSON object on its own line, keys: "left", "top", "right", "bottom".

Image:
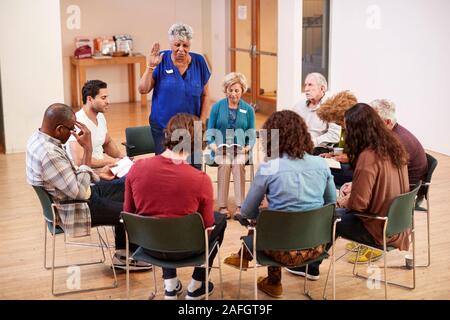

{"left": 205, "top": 234, "right": 210, "bottom": 300}
{"left": 415, "top": 196, "right": 431, "bottom": 268}
{"left": 51, "top": 227, "right": 118, "bottom": 296}
{"left": 383, "top": 246, "right": 388, "bottom": 299}
{"left": 238, "top": 242, "right": 244, "bottom": 299}
{"left": 51, "top": 224, "right": 56, "bottom": 295}
{"left": 147, "top": 266, "right": 157, "bottom": 300}
{"left": 303, "top": 265, "right": 313, "bottom": 300}
{"left": 323, "top": 248, "right": 353, "bottom": 299}
{"left": 44, "top": 222, "right": 49, "bottom": 269}
{"left": 253, "top": 236, "right": 258, "bottom": 300}
{"left": 216, "top": 243, "right": 224, "bottom": 299}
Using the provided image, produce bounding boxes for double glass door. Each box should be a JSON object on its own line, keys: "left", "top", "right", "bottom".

{"left": 230, "top": 0, "right": 278, "bottom": 112}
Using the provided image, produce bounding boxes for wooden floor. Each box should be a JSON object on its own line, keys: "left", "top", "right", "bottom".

{"left": 1, "top": 102, "right": 449, "bottom": 300}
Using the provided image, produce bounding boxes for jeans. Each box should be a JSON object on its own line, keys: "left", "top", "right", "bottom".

{"left": 144, "top": 212, "right": 227, "bottom": 281}
{"left": 308, "top": 208, "right": 376, "bottom": 270}
{"left": 331, "top": 164, "right": 353, "bottom": 188}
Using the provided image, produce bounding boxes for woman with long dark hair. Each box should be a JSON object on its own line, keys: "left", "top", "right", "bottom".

{"left": 288, "top": 103, "right": 410, "bottom": 279}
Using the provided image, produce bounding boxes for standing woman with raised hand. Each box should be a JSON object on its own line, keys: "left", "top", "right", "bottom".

{"left": 139, "top": 23, "right": 211, "bottom": 156}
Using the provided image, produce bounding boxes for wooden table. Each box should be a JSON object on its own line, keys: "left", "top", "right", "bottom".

{"left": 70, "top": 54, "right": 148, "bottom": 110}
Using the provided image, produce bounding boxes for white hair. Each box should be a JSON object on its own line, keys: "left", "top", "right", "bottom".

{"left": 370, "top": 99, "right": 397, "bottom": 125}
{"left": 168, "top": 23, "right": 194, "bottom": 41}
{"left": 306, "top": 72, "right": 328, "bottom": 91}
{"left": 222, "top": 72, "right": 248, "bottom": 94}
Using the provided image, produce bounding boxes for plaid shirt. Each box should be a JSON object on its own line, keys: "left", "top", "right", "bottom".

{"left": 26, "top": 131, "right": 99, "bottom": 237}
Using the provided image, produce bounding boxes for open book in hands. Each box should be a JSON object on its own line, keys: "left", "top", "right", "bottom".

{"left": 110, "top": 157, "right": 134, "bottom": 178}
{"left": 324, "top": 157, "right": 341, "bottom": 169}
{"left": 216, "top": 143, "right": 244, "bottom": 156}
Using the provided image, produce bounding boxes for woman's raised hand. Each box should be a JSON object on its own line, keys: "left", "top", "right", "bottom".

{"left": 147, "top": 42, "right": 162, "bottom": 68}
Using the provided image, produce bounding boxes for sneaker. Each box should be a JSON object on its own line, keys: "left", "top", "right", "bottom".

{"left": 186, "top": 281, "right": 214, "bottom": 300}
{"left": 112, "top": 253, "right": 153, "bottom": 271}
{"left": 257, "top": 276, "right": 283, "bottom": 298}
{"left": 224, "top": 253, "right": 249, "bottom": 270}
{"left": 345, "top": 242, "right": 363, "bottom": 252}
{"left": 286, "top": 265, "right": 320, "bottom": 280}
{"left": 348, "top": 247, "right": 383, "bottom": 264}
{"left": 164, "top": 280, "right": 183, "bottom": 300}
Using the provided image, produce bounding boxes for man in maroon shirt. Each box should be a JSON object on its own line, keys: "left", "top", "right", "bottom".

{"left": 370, "top": 99, "right": 428, "bottom": 187}
{"left": 124, "top": 113, "right": 227, "bottom": 300}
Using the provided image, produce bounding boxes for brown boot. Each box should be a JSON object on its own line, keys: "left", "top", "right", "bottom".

{"left": 257, "top": 267, "right": 283, "bottom": 298}
{"left": 257, "top": 277, "right": 283, "bottom": 298}
{"left": 224, "top": 253, "right": 249, "bottom": 270}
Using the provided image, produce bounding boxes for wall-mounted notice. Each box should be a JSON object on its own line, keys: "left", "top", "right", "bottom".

{"left": 238, "top": 5, "right": 248, "bottom": 20}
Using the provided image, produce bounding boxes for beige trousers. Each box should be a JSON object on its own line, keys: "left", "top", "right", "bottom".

{"left": 217, "top": 156, "right": 247, "bottom": 208}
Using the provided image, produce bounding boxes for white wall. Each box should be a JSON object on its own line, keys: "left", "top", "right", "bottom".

{"left": 277, "top": 0, "right": 302, "bottom": 110}
{"left": 59, "top": 0, "right": 204, "bottom": 106}
{"left": 0, "top": 0, "right": 64, "bottom": 153}
{"left": 208, "top": 0, "right": 229, "bottom": 101}
{"left": 329, "top": 0, "right": 450, "bottom": 155}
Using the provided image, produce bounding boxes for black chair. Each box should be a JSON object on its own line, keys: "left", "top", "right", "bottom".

{"left": 414, "top": 153, "right": 438, "bottom": 267}
{"left": 237, "top": 204, "right": 340, "bottom": 300}
{"left": 122, "top": 125, "right": 155, "bottom": 157}
{"left": 323, "top": 184, "right": 421, "bottom": 300}
{"left": 121, "top": 212, "right": 223, "bottom": 300}
{"left": 32, "top": 186, "right": 117, "bottom": 296}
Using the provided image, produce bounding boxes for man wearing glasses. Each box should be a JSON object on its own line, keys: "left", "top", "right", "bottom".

{"left": 26, "top": 103, "right": 151, "bottom": 271}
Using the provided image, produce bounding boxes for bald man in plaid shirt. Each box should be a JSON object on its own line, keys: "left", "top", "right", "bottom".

{"left": 26, "top": 103, "right": 151, "bottom": 271}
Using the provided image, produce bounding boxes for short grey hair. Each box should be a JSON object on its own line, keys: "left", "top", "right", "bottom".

{"left": 370, "top": 99, "right": 397, "bottom": 125}
{"left": 222, "top": 72, "right": 248, "bottom": 94}
{"left": 306, "top": 72, "right": 328, "bottom": 91}
{"left": 168, "top": 23, "right": 194, "bottom": 41}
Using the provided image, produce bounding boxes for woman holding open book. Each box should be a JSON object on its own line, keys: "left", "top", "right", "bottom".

{"left": 206, "top": 72, "right": 256, "bottom": 219}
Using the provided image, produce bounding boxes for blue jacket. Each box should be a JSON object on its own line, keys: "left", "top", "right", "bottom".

{"left": 206, "top": 98, "right": 256, "bottom": 147}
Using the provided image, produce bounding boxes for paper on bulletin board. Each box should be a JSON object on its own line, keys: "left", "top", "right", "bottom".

{"left": 238, "top": 5, "right": 248, "bottom": 20}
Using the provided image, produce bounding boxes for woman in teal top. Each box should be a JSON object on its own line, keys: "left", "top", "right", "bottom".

{"left": 206, "top": 72, "right": 256, "bottom": 219}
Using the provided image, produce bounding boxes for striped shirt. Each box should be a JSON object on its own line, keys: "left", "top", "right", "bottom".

{"left": 26, "top": 131, "right": 99, "bottom": 237}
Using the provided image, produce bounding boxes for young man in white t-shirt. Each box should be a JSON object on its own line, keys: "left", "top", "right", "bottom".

{"left": 68, "top": 80, "right": 124, "bottom": 168}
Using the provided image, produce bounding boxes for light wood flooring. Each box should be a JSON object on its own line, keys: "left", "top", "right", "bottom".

{"left": 0, "top": 102, "right": 448, "bottom": 300}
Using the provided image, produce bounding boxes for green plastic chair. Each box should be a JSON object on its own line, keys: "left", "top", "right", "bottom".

{"left": 237, "top": 203, "right": 339, "bottom": 300}
{"left": 121, "top": 212, "right": 223, "bottom": 300}
{"left": 32, "top": 186, "right": 117, "bottom": 296}
{"left": 323, "top": 184, "right": 421, "bottom": 300}
{"left": 122, "top": 125, "right": 155, "bottom": 157}
{"left": 414, "top": 153, "right": 438, "bottom": 267}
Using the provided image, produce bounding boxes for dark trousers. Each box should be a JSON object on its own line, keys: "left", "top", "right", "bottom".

{"left": 150, "top": 121, "right": 165, "bottom": 155}
{"left": 330, "top": 164, "right": 353, "bottom": 188}
{"left": 144, "top": 212, "right": 227, "bottom": 281}
{"left": 308, "top": 208, "right": 376, "bottom": 270}
{"left": 88, "top": 179, "right": 135, "bottom": 251}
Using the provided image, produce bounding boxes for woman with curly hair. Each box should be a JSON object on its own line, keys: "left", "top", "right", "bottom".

{"left": 288, "top": 103, "right": 410, "bottom": 276}
{"left": 223, "top": 110, "right": 336, "bottom": 298}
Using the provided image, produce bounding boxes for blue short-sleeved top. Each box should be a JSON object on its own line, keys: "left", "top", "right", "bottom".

{"left": 150, "top": 50, "right": 211, "bottom": 128}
